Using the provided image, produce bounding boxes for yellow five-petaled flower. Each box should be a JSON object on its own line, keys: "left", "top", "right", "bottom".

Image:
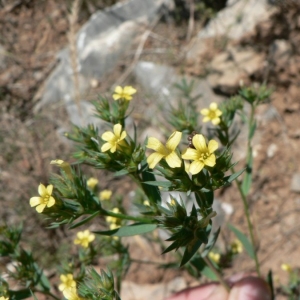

{"left": 59, "top": 274, "right": 76, "bottom": 292}
{"left": 200, "top": 102, "right": 222, "bottom": 125}
{"left": 113, "top": 86, "right": 137, "bottom": 101}
{"left": 181, "top": 134, "right": 218, "bottom": 175}
{"left": 146, "top": 131, "right": 182, "bottom": 169}
{"left": 74, "top": 230, "right": 95, "bottom": 248}
{"left": 29, "top": 184, "right": 56, "bottom": 213}
{"left": 101, "top": 124, "right": 127, "bottom": 153}
{"left": 99, "top": 189, "right": 112, "bottom": 201}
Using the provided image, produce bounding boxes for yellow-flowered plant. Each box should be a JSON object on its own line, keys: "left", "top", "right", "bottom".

{"left": 87, "top": 177, "right": 98, "bottom": 189}
{"left": 200, "top": 102, "right": 222, "bottom": 125}
{"left": 112, "top": 85, "right": 137, "bottom": 101}
{"left": 74, "top": 230, "right": 95, "bottom": 248}
{"left": 209, "top": 252, "right": 221, "bottom": 264}
{"left": 181, "top": 134, "right": 218, "bottom": 175}
{"left": 146, "top": 131, "right": 182, "bottom": 169}
{"left": 0, "top": 297, "right": 9, "bottom": 300}
{"left": 59, "top": 274, "right": 77, "bottom": 292}
{"left": 231, "top": 239, "right": 243, "bottom": 254}
{"left": 106, "top": 208, "right": 120, "bottom": 230}
{"left": 99, "top": 189, "right": 112, "bottom": 201}
{"left": 29, "top": 183, "right": 55, "bottom": 213}
{"left": 63, "top": 286, "right": 83, "bottom": 300}
{"left": 281, "top": 263, "right": 292, "bottom": 273}
{"left": 101, "top": 124, "right": 127, "bottom": 153}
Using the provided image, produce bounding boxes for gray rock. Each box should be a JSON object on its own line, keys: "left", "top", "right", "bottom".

{"left": 34, "top": 0, "right": 173, "bottom": 118}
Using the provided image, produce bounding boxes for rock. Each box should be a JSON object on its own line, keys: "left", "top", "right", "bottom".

{"left": 207, "top": 46, "right": 265, "bottom": 95}
{"left": 33, "top": 0, "right": 174, "bottom": 121}
{"left": 291, "top": 173, "right": 300, "bottom": 193}
{"left": 186, "top": 0, "right": 276, "bottom": 66}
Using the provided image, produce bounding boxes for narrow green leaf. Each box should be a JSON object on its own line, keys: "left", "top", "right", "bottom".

{"left": 9, "top": 289, "right": 32, "bottom": 300}
{"left": 114, "top": 169, "right": 129, "bottom": 176}
{"left": 241, "top": 152, "right": 253, "bottom": 195}
{"left": 225, "top": 168, "right": 245, "bottom": 183}
{"left": 267, "top": 270, "right": 275, "bottom": 300}
{"left": 249, "top": 120, "right": 257, "bottom": 140}
{"left": 189, "top": 256, "right": 218, "bottom": 280}
{"left": 201, "top": 227, "right": 221, "bottom": 258}
{"left": 30, "top": 290, "right": 39, "bottom": 300}
{"left": 94, "top": 223, "right": 157, "bottom": 237}
{"left": 201, "top": 265, "right": 218, "bottom": 280}
{"left": 180, "top": 239, "right": 203, "bottom": 266}
{"left": 143, "top": 180, "right": 172, "bottom": 188}
{"left": 69, "top": 211, "right": 100, "bottom": 229}
{"left": 227, "top": 223, "right": 255, "bottom": 259}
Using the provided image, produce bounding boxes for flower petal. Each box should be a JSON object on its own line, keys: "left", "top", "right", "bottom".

{"left": 216, "top": 109, "right": 222, "bottom": 117}
{"left": 114, "top": 86, "right": 123, "bottom": 94}
{"left": 124, "top": 86, "right": 137, "bottom": 95}
{"left": 189, "top": 161, "right": 204, "bottom": 175}
{"left": 101, "top": 142, "right": 112, "bottom": 152}
{"left": 166, "top": 131, "right": 182, "bottom": 151}
{"left": 46, "top": 184, "right": 53, "bottom": 195}
{"left": 211, "top": 118, "right": 220, "bottom": 125}
{"left": 112, "top": 94, "right": 121, "bottom": 100}
{"left": 120, "top": 130, "right": 127, "bottom": 140}
{"left": 30, "top": 197, "right": 42, "bottom": 207}
{"left": 200, "top": 108, "right": 209, "bottom": 116}
{"left": 102, "top": 131, "right": 115, "bottom": 142}
{"left": 193, "top": 134, "right": 207, "bottom": 152}
{"left": 208, "top": 139, "right": 218, "bottom": 153}
{"left": 47, "top": 196, "right": 55, "bottom": 207}
{"left": 36, "top": 204, "right": 46, "bottom": 213}
{"left": 147, "top": 152, "right": 164, "bottom": 169}
{"left": 113, "top": 124, "right": 122, "bottom": 137}
{"left": 202, "top": 116, "right": 210, "bottom": 123}
{"left": 210, "top": 102, "right": 218, "bottom": 110}
{"left": 181, "top": 148, "right": 198, "bottom": 160}
{"left": 38, "top": 184, "right": 47, "bottom": 197}
{"left": 147, "top": 137, "right": 164, "bottom": 152}
{"left": 166, "top": 152, "right": 181, "bottom": 168}
{"left": 204, "top": 154, "right": 216, "bottom": 167}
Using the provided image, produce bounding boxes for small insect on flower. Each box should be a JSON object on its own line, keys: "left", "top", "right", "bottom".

{"left": 29, "top": 184, "right": 55, "bottom": 213}
{"left": 112, "top": 86, "right": 137, "bottom": 101}
{"left": 74, "top": 230, "right": 95, "bottom": 248}
{"left": 200, "top": 102, "right": 222, "bottom": 125}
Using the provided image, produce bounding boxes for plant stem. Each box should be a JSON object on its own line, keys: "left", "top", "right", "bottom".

{"left": 203, "top": 256, "right": 230, "bottom": 292}
{"left": 231, "top": 103, "right": 261, "bottom": 276}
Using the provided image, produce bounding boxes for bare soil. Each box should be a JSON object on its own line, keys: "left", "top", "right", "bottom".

{"left": 1, "top": 1, "right": 300, "bottom": 299}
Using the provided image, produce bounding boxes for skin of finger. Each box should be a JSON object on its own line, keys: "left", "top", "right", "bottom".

{"left": 166, "top": 283, "right": 228, "bottom": 300}
{"left": 228, "top": 277, "right": 271, "bottom": 300}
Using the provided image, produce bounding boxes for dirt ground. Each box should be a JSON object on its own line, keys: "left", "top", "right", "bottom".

{"left": 1, "top": 0, "right": 300, "bottom": 299}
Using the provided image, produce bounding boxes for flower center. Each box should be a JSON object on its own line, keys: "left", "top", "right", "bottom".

{"left": 42, "top": 194, "right": 50, "bottom": 204}
{"left": 199, "top": 152, "right": 209, "bottom": 161}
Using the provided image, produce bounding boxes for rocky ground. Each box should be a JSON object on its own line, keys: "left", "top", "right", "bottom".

{"left": 1, "top": 0, "right": 300, "bottom": 299}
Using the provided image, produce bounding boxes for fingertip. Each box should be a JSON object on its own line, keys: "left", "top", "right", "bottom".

{"left": 229, "top": 276, "right": 271, "bottom": 300}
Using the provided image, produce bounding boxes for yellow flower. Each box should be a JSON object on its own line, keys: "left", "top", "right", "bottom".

{"left": 143, "top": 200, "right": 150, "bottom": 206}
{"left": 281, "top": 263, "right": 292, "bottom": 273}
{"left": 106, "top": 208, "right": 120, "bottom": 225}
{"left": 101, "top": 124, "right": 127, "bottom": 153}
{"left": 200, "top": 102, "right": 222, "bottom": 125}
{"left": 29, "top": 184, "right": 55, "bottom": 213}
{"left": 87, "top": 177, "right": 98, "bottom": 189}
{"left": 59, "top": 274, "right": 76, "bottom": 292}
{"left": 146, "top": 131, "right": 182, "bottom": 169}
{"left": 0, "top": 297, "right": 9, "bottom": 300}
{"left": 181, "top": 134, "right": 218, "bottom": 175}
{"left": 74, "top": 230, "right": 95, "bottom": 248}
{"left": 231, "top": 239, "right": 243, "bottom": 254}
{"left": 208, "top": 252, "right": 221, "bottom": 264}
{"left": 99, "top": 189, "right": 112, "bottom": 201}
{"left": 50, "top": 159, "right": 73, "bottom": 179}
{"left": 113, "top": 86, "right": 137, "bottom": 101}
{"left": 63, "top": 287, "right": 83, "bottom": 300}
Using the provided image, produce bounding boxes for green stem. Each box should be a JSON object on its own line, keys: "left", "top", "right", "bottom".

{"left": 203, "top": 256, "right": 230, "bottom": 292}
{"left": 231, "top": 103, "right": 261, "bottom": 276}
{"left": 231, "top": 166, "right": 261, "bottom": 277}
